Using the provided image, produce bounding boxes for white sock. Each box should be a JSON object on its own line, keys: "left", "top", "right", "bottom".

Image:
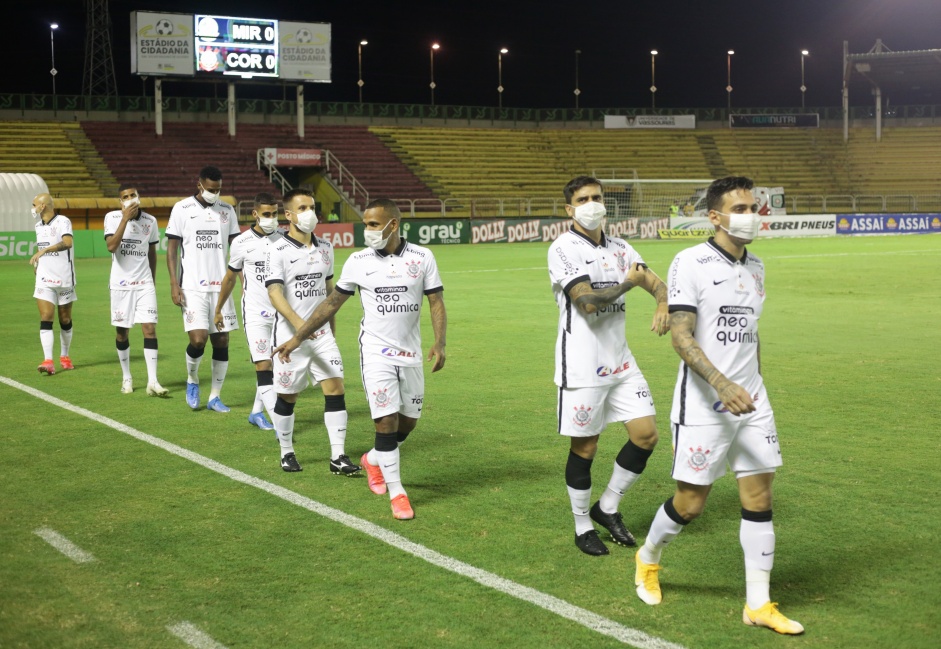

{"left": 186, "top": 352, "right": 201, "bottom": 384}
{"left": 117, "top": 347, "right": 131, "bottom": 380}
{"left": 639, "top": 504, "right": 686, "bottom": 565}
{"left": 252, "top": 385, "right": 265, "bottom": 414}
{"left": 324, "top": 410, "right": 348, "bottom": 460}
{"left": 143, "top": 347, "right": 158, "bottom": 384}
{"left": 741, "top": 519, "right": 775, "bottom": 609}
{"left": 60, "top": 328, "right": 73, "bottom": 357}
{"left": 599, "top": 463, "right": 641, "bottom": 513}
{"left": 209, "top": 360, "right": 228, "bottom": 400}
{"left": 40, "top": 329, "right": 54, "bottom": 360}
{"left": 260, "top": 385, "right": 277, "bottom": 417}
{"left": 366, "top": 448, "right": 378, "bottom": 465}
{"left": 567, "top": 486, "right": 593, "bottom": 535}
{"left": 273, "top": 412, "right": 295, "bottom": 456}
{"left": 376, "top": 447, "right": 405, "bottom": 498}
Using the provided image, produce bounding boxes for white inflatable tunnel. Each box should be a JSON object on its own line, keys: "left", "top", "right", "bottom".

{"left": 0, "top": 173, "right": 49, "bottom": 231}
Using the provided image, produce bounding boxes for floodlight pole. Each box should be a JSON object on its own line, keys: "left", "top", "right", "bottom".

{"left": 498, "top": 48, "right": 507, "bottom": 109}
{"left": 50, "top": 23, "right": 58, "bottom": 115}
{"left": 650, "top": 50, "right": 658, "bottom": 109}
{"left": 800, "top": 49, "right": 809, "bottom": 110}
{"left": 574, "top": 49, "right": 581, "bottom": 109}
{"left": 357, "top": 40, "right": 367, "bottom": 103}
{"left": 430, "top": 43, "right": 440, "bottom": 105}
{"left": 726, "top": 50, "right": 734, "bottom": 126}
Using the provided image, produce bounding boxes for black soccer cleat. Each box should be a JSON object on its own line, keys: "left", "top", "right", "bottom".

{"left": 329, "top": 454, "right": 362, "bottom": 476}
{"left": 281, "top": 452, "right": 303, "bottom": 472}
{"left": 575, "top": 529, "right": 609, "bottom": 556}
{"left": 590, "top": 501, "right": 637, "bottom": 547}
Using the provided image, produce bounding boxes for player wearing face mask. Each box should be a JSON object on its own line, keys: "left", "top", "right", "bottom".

{"left": 264, "top": 189, "right": 357, "bottom": 476}
{"left": 547, "top": 175, "right": 671, "bottom": 557}
{"left": 166, "top": 166, "right": 241, "bottom": 412}
{"left": 214, "top": 193, "right": 285, "bottom": 432}
{"left": 272, "top": 198, "right": 448, "bottom": 521}
{"left": 103, "top": 185, "right": 167, "bottom": 396}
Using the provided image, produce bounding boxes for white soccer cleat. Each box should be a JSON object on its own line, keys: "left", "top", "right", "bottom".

{"left": 146, "top": 381, "right": 170, "bottom": 397}
{"left": 121, "top": 378, "right": 133, "bottom": 394}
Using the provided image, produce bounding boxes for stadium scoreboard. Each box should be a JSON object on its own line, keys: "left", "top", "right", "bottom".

{"left": 195, "top": 15, "right": 278, "bottom": 78}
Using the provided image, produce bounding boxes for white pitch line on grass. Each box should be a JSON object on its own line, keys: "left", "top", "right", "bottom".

{"left": 167, "top": 622, "right": 228, "bottom": 649}
{"left": 33, "top": 527, "right": 96, "bottom": 564}
{"left": 1, "top": 376, "right": 685, "bottom": 649}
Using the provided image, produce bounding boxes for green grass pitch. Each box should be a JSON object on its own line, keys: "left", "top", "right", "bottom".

{"left": 1, "top": 234, "right": 939, "bottom": 648}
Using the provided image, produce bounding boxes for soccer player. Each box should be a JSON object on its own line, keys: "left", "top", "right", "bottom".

{"left": 274, "top": 198, "right": 447, "bottom": 521}
{"left": 548, "top": 175, "right": 669, "bottom": 556}
{"left": 633, "top": 176, "right": 803, "bottom": 635}
{"left": 165, "top": 166, "right": 240, "bottom": 411}
{"left": 103, "top": 185, "right": 168, "bottom": 396}
{"left": 265, "top": 189, "right": 358, "bottom": 475}
{"left": 29, "top": 193, "right": 76, "bottom": 374}
{"left": 214, "top": 192, "right": 282, "bottom": 431}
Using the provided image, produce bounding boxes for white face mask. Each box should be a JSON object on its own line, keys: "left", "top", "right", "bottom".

{"left": 258, "top": 217, "right": 279, "bottom": 234}
{"left": 200, "top": 187, "right": 219, "bottom": 204}
{"left": 122, "top": 197, "right": 140, "bottom": 210}
{"left": 294, "top": 209, "right": 318, "bottom": 233}
{"left": 364, "top": 220, "right": 395, "bottom": 250}
{"left": 571, "top": 201, "right": 606, "bottom": 231}
{"left": 716, "top": 211, "right": 760, "bottom": 241}
{"left": 31, "top": 207, "right": 41, "bottom": 219}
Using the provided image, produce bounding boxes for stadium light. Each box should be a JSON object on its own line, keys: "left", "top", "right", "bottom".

{"left": 430, "top": 43, "right": 441, "bottom": 105}
{"left": 50, "top": 23, "right": 59, "bottom": 112}
{"left": 650, "top": 50, "right": 658, "bottom": 109}
{"left": 357, "top": 40, "right": 368, "bottom": 104}
{"left": 498, "top": 48, "right": 508, "bottom": 109}
{"left": 574, "top": 49, "right": 581, "bottom": 109}
{"left": 726, "top": 49, "right": 734, "bottom": 124}
{"left": 800, "top": 49, "right": 810, "bottom": 110}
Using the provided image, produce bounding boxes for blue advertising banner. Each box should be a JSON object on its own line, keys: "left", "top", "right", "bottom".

{"left": 835, "top": 214, "right": 941, "bottom": 235}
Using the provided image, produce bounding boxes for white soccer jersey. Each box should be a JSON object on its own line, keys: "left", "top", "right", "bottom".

{"left": 227, "top": 226, "right": 281, "bottom": 319}
{"left": 667, "top": 237, "right": 767, "bottom": 425}
{"left": 34, "top": 215, "right": 76, "bottom": 289}
{"left": 336, "top": 240, "right": 443, "bottom": 367}
{"left": 103, "top": 210, "right": 160, "bottom": 289}
{"left": 165, "top": 196, "right": 240, "bottom": 292}
{"left": 548, "top": 228, "right": 645, "bottom": 388}
{"left": 265, "top": 233, "right": 335, "bottom": 343}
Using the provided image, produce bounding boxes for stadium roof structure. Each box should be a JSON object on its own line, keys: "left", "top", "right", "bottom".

{"left": 842, "top": 40, "right": 941, "bottom": 141}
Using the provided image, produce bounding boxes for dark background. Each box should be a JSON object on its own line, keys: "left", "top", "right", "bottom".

{"left": 8, "top": 0, "right": 941, "bottom": 108}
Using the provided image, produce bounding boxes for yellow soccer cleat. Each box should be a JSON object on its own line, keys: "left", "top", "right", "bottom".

{"left": 634, "top": 550, "right": 662, "bottom": 605}
{"left": 743, "top": 602, "right": 805, "bottom": 635}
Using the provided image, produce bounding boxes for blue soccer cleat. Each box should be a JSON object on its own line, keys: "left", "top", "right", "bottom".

{"left": 186, "top": 382, "right": 200, "bottom": 410}
{"left": 207, "top": 397, "right": 231, "bottom": 413}
{"left": 248, "top": 411, "right": 274, "bottom": 430}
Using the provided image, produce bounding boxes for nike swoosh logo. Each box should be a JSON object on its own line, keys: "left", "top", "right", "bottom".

{"left": 713, "top": 279, "right": 728, "bottom": 285}
{"left": 289, "top": 258, "right": 301, "bottom": 264}
{"left": 366, "top": 271, "right": 378, "bottom": 275}
{"left": 586, "top": 260, "right": 596, "bottom": 265}
{"left": 761, "top": 551, "right": 774, "bottom": 556}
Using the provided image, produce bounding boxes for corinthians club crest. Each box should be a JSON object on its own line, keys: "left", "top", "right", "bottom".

{"left": 372, "top": 387, "right": 391, "bottom": 408}
{"left": 572, "top": 405, "right": 592, "bottom": 427}
{"left": 688, "top": 446, "right": 712, "bottom": 472}
{"left": 406, "top": 260, "right": 421, "bottom": 278}
{"left": 278, "top": 371, "right": 293, "bottom": 388}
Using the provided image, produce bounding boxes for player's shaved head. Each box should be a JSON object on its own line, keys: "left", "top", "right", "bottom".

{"left": 364, "top": 198, "right": 401, "bottom": 222}
{"left": 32, "top": 193, "right": 53, "bottom": 212}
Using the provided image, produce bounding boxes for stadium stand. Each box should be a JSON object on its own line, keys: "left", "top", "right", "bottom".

{"left": 79, "top": 122, "right": 436, "bottom": 207}
{"left": 0, "top": 121, "right": 113, "bottom": 198}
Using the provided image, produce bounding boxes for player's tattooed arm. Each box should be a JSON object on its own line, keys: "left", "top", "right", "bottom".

{"left": 427, "top": 291, "right": 447, "bottom": 372}
{"left": 294, "top": 290, "right": 351, "bottom": 341}
{"left": 568, "top": 279, "right": 634, "bottom": 315}
{"left": 670, "top": 310, "right": 755, "bottom": 416}
{"left": 640, "top": 268, "right": 670, "bottom": 335}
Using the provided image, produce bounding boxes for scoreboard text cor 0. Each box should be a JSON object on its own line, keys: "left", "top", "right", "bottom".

{"left": 195, "top": 14, "right": 278, "bottom": 78}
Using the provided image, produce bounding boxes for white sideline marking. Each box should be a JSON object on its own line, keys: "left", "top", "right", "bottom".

{"left": 1, "top": 376, "right": 685, "bottom": 649}
{"left": 167, "top": 622, "right": 228, "bottom": 649}
{"left": 33, "top": 527, "right": 96, "bottom": 564}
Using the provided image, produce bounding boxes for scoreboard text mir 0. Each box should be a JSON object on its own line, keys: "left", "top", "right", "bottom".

{"left": 195, "top": 14, "right": 278, "bottom": 78}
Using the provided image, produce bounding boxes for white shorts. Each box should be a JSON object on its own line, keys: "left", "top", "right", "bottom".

{"left": 243, "top": 312, "right": 275, "bottom": 362}
{"left": 34, "top": 285, "right": 76, "bottom": 305}
{"left": 361, "top": 361, "right": 424, "bottom": 420}
{"left": 182, "top": 290, "right": 238, "bottom": 333}
{"left": 273, "top": 329, "right": 343, "bottom": 394}
{"left": 670, "top": 400, "right": 782, "bottom": 486}
{"left": 557, "top": 369, "right": 656, "bottom": 437}
{"left": 111, "top": 287, "right": 158, "bottom": 327}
